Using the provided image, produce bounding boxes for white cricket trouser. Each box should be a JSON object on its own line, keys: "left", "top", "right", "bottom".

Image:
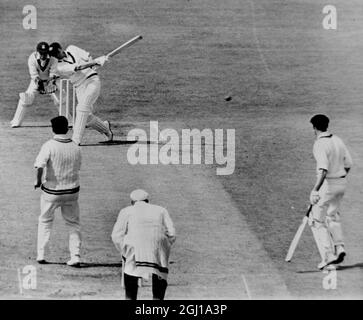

{"left": 72, "top": 75, "right": 109, "bottom": 144}
{"left": 312, "top": 178, "right": 346, "bottom": 258}
{"left": 37, "top": 191, "right": 81, "bottom": 260}
{"left": 11, "top": 80, "right": 58, "bottom": 127}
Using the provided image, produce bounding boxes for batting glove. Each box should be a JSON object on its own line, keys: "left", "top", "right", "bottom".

{"left": 94, "top": 55, "right": 108, "bottom": 66}
{"left": 310, "top": 190, "right": 320, "bottom": 205}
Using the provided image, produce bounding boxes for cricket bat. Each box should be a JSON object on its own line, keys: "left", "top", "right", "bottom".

{"left": 106, "top": 35, "right": 143, "bottom": 59}
{"left": 285, "top": 205, "right": 313, "bottom": 262}
{"left": 75, "top": 36, "right": 143, "bottom": 72}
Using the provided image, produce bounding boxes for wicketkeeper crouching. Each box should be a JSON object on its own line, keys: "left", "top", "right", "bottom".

{"left": 10, "top": 41, "right": 59, "bottom": 127}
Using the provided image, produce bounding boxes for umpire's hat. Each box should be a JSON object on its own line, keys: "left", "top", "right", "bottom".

{"left": 130, "top": 189, "right": 149, "bottom": 202}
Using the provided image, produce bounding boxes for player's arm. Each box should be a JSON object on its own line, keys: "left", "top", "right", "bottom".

{"left": 310, "top": 143, "right": 328, "bottom": 204}
{"left": 48, "top": 58, "right": 60, "bottom": 80}
{"left": 34, "top": 168, "right": 43, "bottom": 189}
{"left": 312, "top": 169, "right": 327, "bottom": 192}
{"left": 56, "top": 60, "right": 100, "bottom": 74}
{"left": 56, "top": 62, "right": 78, "bottom": 75}
{"left": 67, "top": 45, "right": 102, "bottom": 71}
{"left": 28, "top": 53, "right": 40, "bottom": 82}
{"left": 81, "top": 47, "right": 109, "bottom": 67}
{"left": 111, "top": 210, "right": 129, "bottom": 253}
{"left": 34, "top": 143, "right": 50, "bottom": 189}
{"left": 343, "top": 144, "right": 353, "bottom": 175}
{"left": 163, "top": 209, "right": 176, "bottom": 244}
{"left": 310, "top": 169, "right": 327, "bottom": 205}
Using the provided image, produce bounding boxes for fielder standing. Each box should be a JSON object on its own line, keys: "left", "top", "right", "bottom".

{"left": 111, "top": 190, "right": 176, "bottom": 300}
{"left": 309, "top": 114, "right": 353, "bottom": 269}
{"left": 34, "top": 116, "right": 82, "bottom": 267}
{"left": 48, "top": 42, "right": 113, "bottom": 145}
{"left": 11, "top": 42, "right": 58, "bottom": 127}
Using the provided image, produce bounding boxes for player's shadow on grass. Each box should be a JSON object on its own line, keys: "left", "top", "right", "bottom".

{"left": 336, "top": 262, "right": 363, "bottom": 271}
{"left": 81, "top": 140, "right": 153, "bottom": 146}
{"left": 296, "top": 262, "right": 363, "bottom": 274}
{"left": 41, "top": 261, "right": 122, "bottom": 268}
{"left": 82, "top": 140, "right": 138, "bottom": 146}
{"left": 79, "top": 262, "right": 122, "bottom": 268}
{"left": 17, "top": 124, "right": 52, "bottom": 128}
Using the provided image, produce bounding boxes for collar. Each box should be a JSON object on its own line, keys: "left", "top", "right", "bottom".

{"left": 62, "top": 51, "right": 75, "bottom": 64}
{"left": 317, "top": 131, "right": 332, "bottom": 139}
{"left": 53, "top": 134, "right": 73, "bottom": 143}
{"left": 53, "top": 134, "right": 69, "bottom": 139}
{"left": 134, "top": 201, "right": 148, "bottom": 206}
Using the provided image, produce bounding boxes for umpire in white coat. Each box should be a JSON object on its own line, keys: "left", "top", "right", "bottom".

{"left": 34, "top": 116, "right": 82, "bottom": 267}
{"left": 111, "top": 190, "right": 176, "bottom": 300}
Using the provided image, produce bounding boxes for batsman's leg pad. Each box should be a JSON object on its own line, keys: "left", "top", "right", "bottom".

{"left": 10, "top": 93, "right": 34, "bottom": 127}
{"left": 87, "top": 113, "right": 109, "bottom": 134}
{"left": 72, "top": 110, "right": 90, "bottom": 144}
{"left": 326, "top": 213, "right": 344, "bottom": 246}
{"left": 311, "top": 219, "right": 335, "bottom": 261}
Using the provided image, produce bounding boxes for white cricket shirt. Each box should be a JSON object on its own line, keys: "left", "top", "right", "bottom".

{"left": 34, "top": 134, "right": 82, "bottom": 193}
{"left": 313, "top": 131, "right": 353, "bottom": 178}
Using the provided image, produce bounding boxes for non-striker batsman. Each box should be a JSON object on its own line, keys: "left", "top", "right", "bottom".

{"left": 309, "top": 114, "right": 353, "bottom": 269}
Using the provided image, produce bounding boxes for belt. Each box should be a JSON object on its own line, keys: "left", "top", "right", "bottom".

{"left": 41, "top": 185, "right": 80, "bottom": 195}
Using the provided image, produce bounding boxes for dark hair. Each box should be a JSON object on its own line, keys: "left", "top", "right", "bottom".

{"left": 310, "top": 114, "right": 329, "bottom": 131}
{"left": 51, "top": 116, "right": 68, "bottom": 134}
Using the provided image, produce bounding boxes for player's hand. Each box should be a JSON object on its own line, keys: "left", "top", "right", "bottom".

{"left": 37, "top": 80, "right": 46, "bottom": 94}
{"left": 94, "top": 55, "right": 108, "bottom": 66}
{"left": 44, "top": 80, "right": 57, "bottom": 94}
{"left": 34, "top": 181, "right": 41, "bottom": 189}
{"left": 169, "top": 236, "right": 176, "bottom": 245}
{"left": 310, "top": 190, "right": 320, "bottom": 205}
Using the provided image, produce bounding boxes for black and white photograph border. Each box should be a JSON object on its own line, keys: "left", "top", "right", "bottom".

{"left": 0, "top": 0, "right": 362, "bottom": 301}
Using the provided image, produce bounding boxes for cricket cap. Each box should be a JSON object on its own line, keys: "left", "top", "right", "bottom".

{"left": 130, "top": 189, "right": 149, "bottom": 202}
{"left": 49, "top": 42, "right": 62, "bottom": 57}
{"left": 36, "top": 42, "right": 49, "bottom": 54}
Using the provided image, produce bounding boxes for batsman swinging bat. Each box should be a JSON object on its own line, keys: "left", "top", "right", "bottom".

{"left": 106, "top": 35, "right": 143, "bottom": 58}
{"left": 285, "top": 205, "right": 313, "bottom": 262}
{"left": 75, "top": 36, "right": 143, "bottom": 71}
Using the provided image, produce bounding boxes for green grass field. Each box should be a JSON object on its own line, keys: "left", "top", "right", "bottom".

{"left": 1, "top": 0, "right": 363, "bottom": 299}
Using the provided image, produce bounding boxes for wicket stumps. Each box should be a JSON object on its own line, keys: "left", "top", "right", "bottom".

{"left": 59, "top": 79, "right": 76, "bottom": 127}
